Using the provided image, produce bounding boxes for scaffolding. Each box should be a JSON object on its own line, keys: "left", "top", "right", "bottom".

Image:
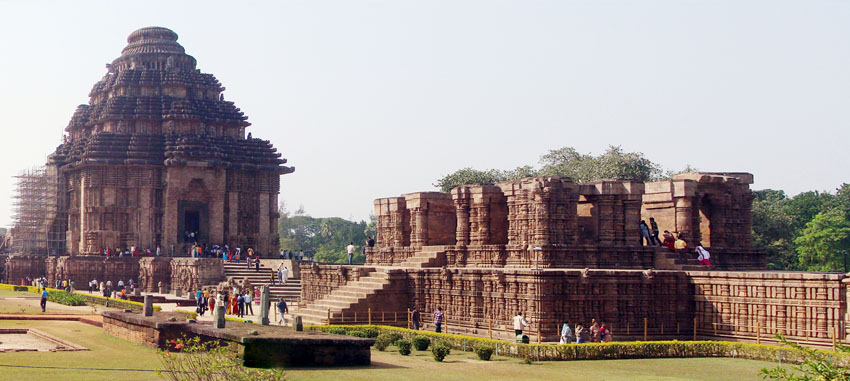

{"left": 10, "top": 166, "right": 66, "bottom": 255}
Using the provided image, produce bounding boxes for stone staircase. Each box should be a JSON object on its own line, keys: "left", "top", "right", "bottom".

{"left": 398, "top": 245, "right": 446, "bottom": 268}
{"left": 299, "top": 269, "right": 399, "bottom": 325}
{"left": 653, "top": 248, "right": 704, "bottom": 271}
{"left": 222, "top": 262, "right": 301, "bottom": 303}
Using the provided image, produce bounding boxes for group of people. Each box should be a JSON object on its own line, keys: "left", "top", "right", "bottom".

{"left": 559, "top": 319, "right": 613, "bottom": 344}
{"left": 640, "top": 217, "right": 712, "bottom": 267}
{"left": 270, "top": 263, "right": 289, "bottom": 285}
{"left": 96, "top": 246, "right": 161, "bottom": 258}
{"left": 343, "top": 236, "right": 376, "bottom": 265}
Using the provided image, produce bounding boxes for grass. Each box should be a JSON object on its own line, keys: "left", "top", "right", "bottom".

{"left": 0, "top": 289, "right": 105, "bottom": 315}
{"left": 286, "top": 345, "right": 785, "bottom": 381}
{"left": 0, "top": 316, "right": 790, "bottom": 381}
{"left": 0, "top": 320, "right": 162, "bottom": 381}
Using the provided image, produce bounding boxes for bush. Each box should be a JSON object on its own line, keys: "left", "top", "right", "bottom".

{"left": 474, "top": 344, "right": 495, "bottom": 361}
{"left": 159, "top": 336, "right": 283, "bottom": 380}
{"left": 432, "top": 344, "right": 451, "bottom": 362}
{"left": 385, "top": 332, "right": 404, "bottom": 345}
{"left": 348, "top": 330, "right": 369, "bottom": 338}
{"left": 412, "top": 335, "right": 430, "bottom": 351}
{"left": 361, "top": 326, "right": 380, "bottom": 338}
{"left": 327, "top": 327, "right": 347, "bottom": 336}
{"left": 47, "top": 291, "right": 87, "bottom": 306}
{"left": 397, "top": 339, "right": 412, "bottom": 355}
{"left": 374, "top": 333, "right": 394, "bottom": 351}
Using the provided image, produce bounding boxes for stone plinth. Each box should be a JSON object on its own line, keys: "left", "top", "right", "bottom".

{"left": 102, "top": 310, "right": 373, "bottom": 367}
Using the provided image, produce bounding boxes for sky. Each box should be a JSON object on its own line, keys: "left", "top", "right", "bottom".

{"left": 0, "top": 0, "right": 847, "bottom": 226}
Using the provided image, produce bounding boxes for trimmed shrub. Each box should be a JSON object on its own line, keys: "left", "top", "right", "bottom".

{"left": 348, "top": 330, "right": 369, "bottom": 338}
{"left": 374, "top": 333, "right": 394, "bottom": 351}
{"left": 397, "top": 339, "right": 412, "bottom": 355}
{"left": 474, "top": 344, "right": 495, "bottom": 361}
{"left": 412, "top": 335, "right": 430, "bottom": 351}
{"left": 327, "top": 327, "right": 347, "bottom": 336}
{"left": 432, "top": 344, "right": 451, "bottom": 362}
{"left": 47, "top": 291, "right": 87, "bottom": 306}
{"left": 361, "top": 326, "right": 380, "bottom": 338}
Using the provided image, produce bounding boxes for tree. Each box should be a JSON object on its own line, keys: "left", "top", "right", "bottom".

{"left": 751, "top": 190, "right": 798, "bottom": 270}
{"left": 278, "top": 207, "right": 369, "bottom": 264}
{"left": 794, "top": 209, "right": 850, "bottom": 272}
{"left": 538, "top": 145, "right": 662, "bottom": 183}
{"left": 433, "top": 166, "right": 536, "bottom": 193}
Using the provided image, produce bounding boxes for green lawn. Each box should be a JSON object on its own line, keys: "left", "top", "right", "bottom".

{"left": 0, "top": 319, "right": 789, "bottom": 381}
{"left": 0, "top": 289, "right": 106, "bottom": 314}
{"left": 0, "top": 320, "right": 162, "bottom": 381}
{"left": 286, "top": 347, "right": 784, "bottom": 381}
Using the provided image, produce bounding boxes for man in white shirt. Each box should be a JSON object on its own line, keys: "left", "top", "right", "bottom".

{"left": 244, "top": 292, "right": 253, "bottom": 315}
{"left": 513, "top": 312, "right": 530, "bottom": 336}
{"left": 346, "top": 242, "right": 355, "bottom": 265}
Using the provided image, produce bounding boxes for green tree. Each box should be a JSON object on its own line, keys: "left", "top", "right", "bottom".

{"left": 794, "top": 209, "right": 850, "bottom": 272}
{"left": 278, "top": 208, "right": 369, "bottom": 264}
{"left": 538, "top": 145, "right": 662, "bottom": 182}
{"left": 433, "top": 166, "right": 536, "bottom": 193}
{"left": 751, "top": 190, "right": 798, "bottom": 270}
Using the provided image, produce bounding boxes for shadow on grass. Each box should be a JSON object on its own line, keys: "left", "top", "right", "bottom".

{"left": 286, "top": 361, "right": 407, "bottom": 370}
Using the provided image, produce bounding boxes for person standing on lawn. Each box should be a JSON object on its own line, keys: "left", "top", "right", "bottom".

{"left": 433, "top": 307, "right": 444, "bottom": 333}
{"left": 513, "top": 312, "right": 530, "bottom": 337}
{"left": 40, "top": 289, "right": 48, "bottom": 312}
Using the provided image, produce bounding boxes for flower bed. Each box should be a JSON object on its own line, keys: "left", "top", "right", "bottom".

{"left": 306, "top": 324, "right": 850, "bottom": 365}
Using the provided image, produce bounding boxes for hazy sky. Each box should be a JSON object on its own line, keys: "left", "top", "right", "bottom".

{"left": 0, "top": 1, "right": 847, "bottom": 226}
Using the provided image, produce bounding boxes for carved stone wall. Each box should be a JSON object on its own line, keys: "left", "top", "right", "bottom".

{"left": 169, "top": 258, "right": 224, "bottom": 295}
{"left": 4, "top": 255, "right": 47, "bottom": 284}
{"left": 44, "top": 256, "right": 140, "bottom": 288}
{"left": 139, "top": 257, "right": 173, "bottom": 292}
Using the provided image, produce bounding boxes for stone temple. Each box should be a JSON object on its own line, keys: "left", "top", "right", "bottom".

{"left": 54, "top": 26, "right": 293, "bottom": 256}
{"left": 4, "top": 27, "right": 294, "bottom": 295}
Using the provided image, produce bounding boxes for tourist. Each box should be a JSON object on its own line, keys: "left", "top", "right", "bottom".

{"left": 196, "top": 288, "right": 203, "bottom": 307}
{"left": 117, "top": 279, "right": 124, "bottom": 291}
{"left": 279, "top": 249, "right": 285, "bottom": 259}
{"left": 62, "top": 279, "right": 68, "bottom": 290}
{"left": 208, "top": 292, "right": 216, "bottom": 312}
{"left": 269, "top": 270, "right": 276, "bottom": 285}
{"left": 433, "top": 307, "right": 444, "bottom": 333}
{"left": 40, "top": 288, "right": 48, "bottom": 312}
{"left": 282, "top": 266, "right": 289, "bottom": 284}
{"left": 639, "top": 220, "right": 652, "bottom": 246}
{"left": 367, "top": 236, "right": 375, "bottom": 247}
{"left": 590, "top": 320, "right": 601, "bottom": 342}
{"left": 674, "top": 234, "right": 688, "bottom": 250}
{"left": 246, "top": 256, "right": 252, "bottom": 269}
{"left": 346, "top": 242, "right": 355, "bottom": 265}
{"left": 237, "top": 293, "right": 245, "bottom": 317}
{"left": 560, "top": 321, "right": 574, "bottom": 344}
{"left": 255, "top": 257, "right": 260, "bottom": 272}
{"left": 662, "top": 231, "right": 676, "bottom": 251}
{"left": 244, "top": 291, "right": 254, "bottom": 315}
{"left": 277, "top": 298, "right": 288, "bottom": 326}
{"left": 576, "top": 323, "right": 589, "bottom": 344}
{"left": 198, "top": 294, "right": 207, "bottom": 316}
{"left": 696, "top": 243, "right": 712, "bottom": 266}
{"left": 513, "top": 312, "right": 530, "bottom": 338}
{"left": 411, "top": 306, "right": 421, "bottom": 330}
{"left": 649, "top": 217, "right": 661, "bottom": 246}
{"left": 600, "top": 323, "right": 612, "bottom": 342}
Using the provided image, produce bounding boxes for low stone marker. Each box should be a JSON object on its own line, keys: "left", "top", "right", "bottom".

{"left": 143, "top": 295, "right": 153, "bottom": 316}
{"left": 215, "top": 305, "right": 226, "bottom": 329}
{"left": 260, "top": 286, "right": 270, "bottom": 325}
{"left": 294, "top": 316, "right": 303, "bottom": 331}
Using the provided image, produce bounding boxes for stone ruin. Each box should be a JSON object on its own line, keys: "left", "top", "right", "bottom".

{"left": 3, "top": 27, "right": 292, "bottom": 293}
{"left": 301, "top": 173, "right": 850, "bottom": 347}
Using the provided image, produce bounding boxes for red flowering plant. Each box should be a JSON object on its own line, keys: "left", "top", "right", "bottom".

{"left": 156, "top": 335, "right": 284, "bottom": 380}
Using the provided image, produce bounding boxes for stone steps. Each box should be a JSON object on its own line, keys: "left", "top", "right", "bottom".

{"left": 399, "top": 246, "right": 446, "bottom": 268}
{"left": 299, "top": 269, "right": 391, "bottom": 325}
{"left": 221, "top": 261, "right": 302, "bottom": 303}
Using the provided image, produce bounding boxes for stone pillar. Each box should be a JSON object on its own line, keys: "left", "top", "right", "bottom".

{"left": 410, "top": 208, "right": 427, "bottom": 247}
{"left": 533, "top": 196, "right": 549, "bottom": 247}
{"left": 294, "top": 315, "right": 303, "bottom": 331}
{"left": 472, "top": 204, "right": 490, "bottom": 245}
{"left": 674, "top": 197, "right": 694, "bottom": 238}
{"left": 391, "top": 210, "right": 405, "bottom": 247}
{"left": 454, "top": 199, "right": 470, "bottom": 246}
{"left": 259, "top": 285, "right": 270, "bottom": 325}
{"left": 597, "top": 196, "right": 615, "bottom": 245}
{"left": 215, "top": 305, "right": 226, "bottom": 328}
{"left": 623, "top": 200, "right": 641, "bottom": 247}
{"left": 143, "top": 295, "right": 154, "bottom": 316}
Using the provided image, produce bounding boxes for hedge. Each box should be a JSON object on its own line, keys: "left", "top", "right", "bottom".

{"left": 306, "top": 324, "right": 850, "bottom": 365}
{"left": 0, "top": 283, "right": 161, "bottom": 312}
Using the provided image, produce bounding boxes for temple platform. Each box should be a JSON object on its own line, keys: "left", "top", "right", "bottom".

{"left": 102, "top": 311, "right": 373, "bottom": 368}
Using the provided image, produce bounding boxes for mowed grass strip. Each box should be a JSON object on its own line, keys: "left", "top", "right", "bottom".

{"left": 0, "top": 320, "right": 162, "bottom": 381}
{"left": 285, "top": 346, "right": 786, "bottom": 381}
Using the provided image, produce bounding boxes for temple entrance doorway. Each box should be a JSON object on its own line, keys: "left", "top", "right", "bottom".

{"left": 177, "top": 200, "right": 209, "bottom": 244}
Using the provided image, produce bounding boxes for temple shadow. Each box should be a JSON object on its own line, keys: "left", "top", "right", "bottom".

{"left": 286, "top": 361, "right": 406, "bottom": 370}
